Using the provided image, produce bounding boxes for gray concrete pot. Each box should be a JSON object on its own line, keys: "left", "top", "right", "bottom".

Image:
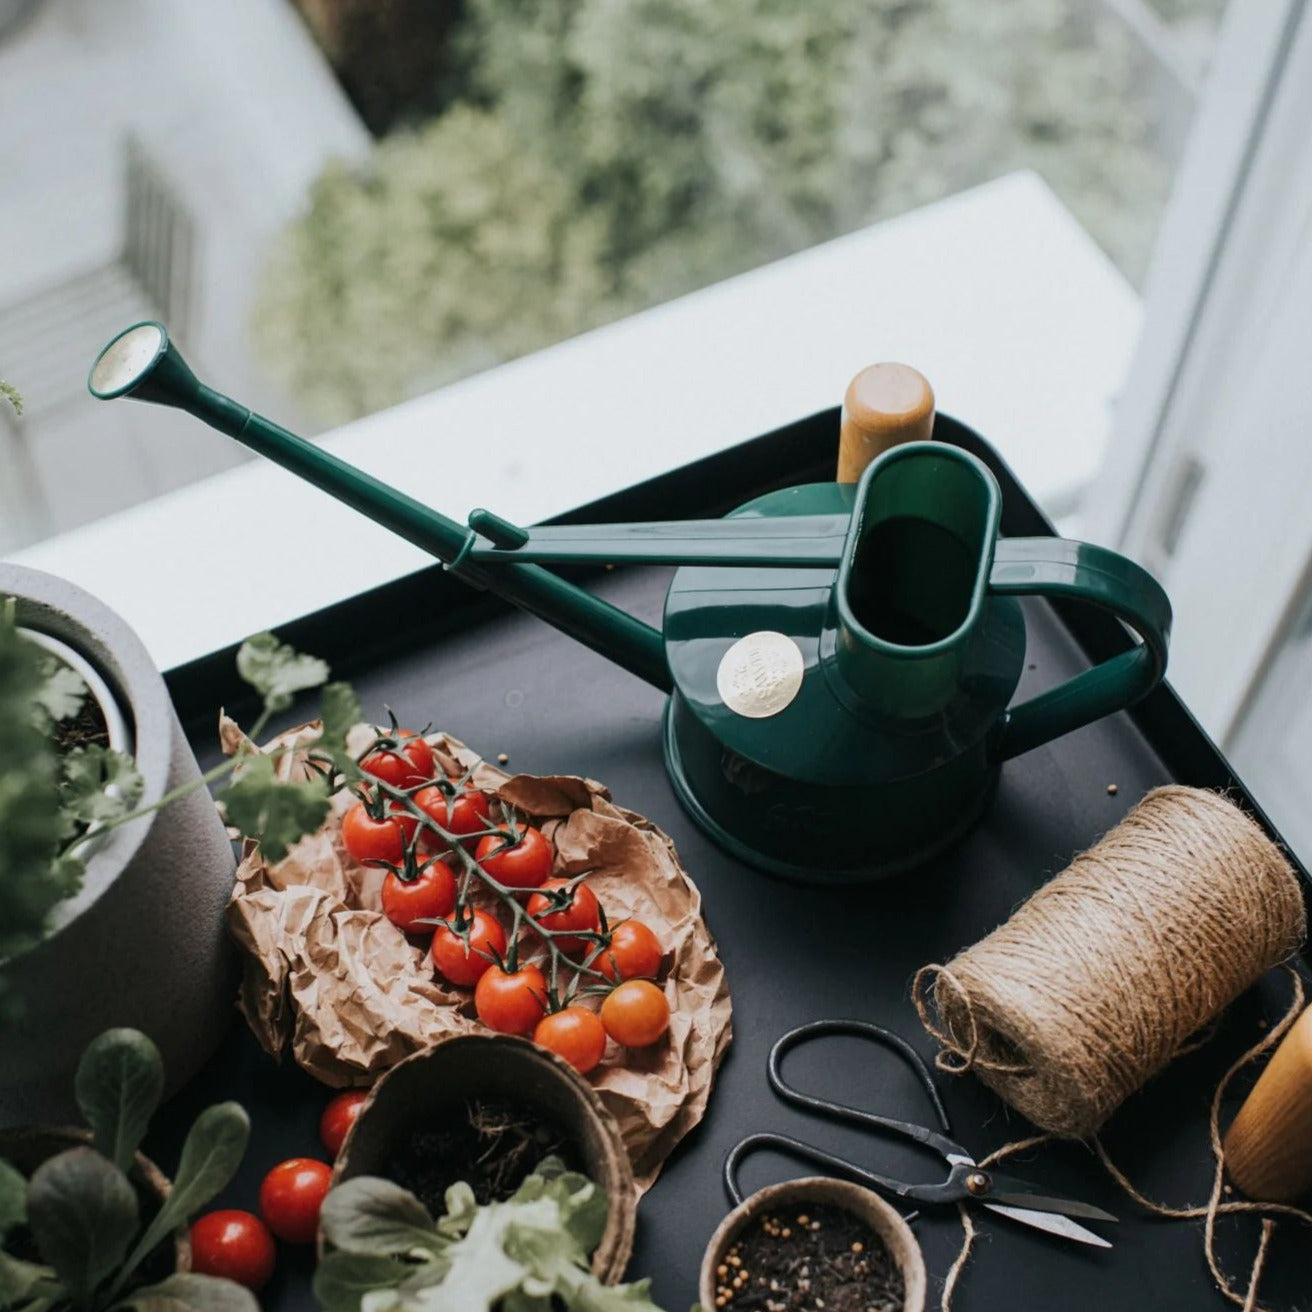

{"left": 0, "top": 564, "right": 237, "bottom": 1122}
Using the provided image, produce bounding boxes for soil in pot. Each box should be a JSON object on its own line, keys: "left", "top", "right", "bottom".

{"left": 711, "top": 1202, "right": 905, "bottom": 1312}
{"left": 380, "top": 1097, "right": 585, "bottom": 1212}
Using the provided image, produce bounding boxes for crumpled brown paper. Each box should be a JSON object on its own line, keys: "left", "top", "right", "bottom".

{"left": 223, "top": 720, "right": 733, "bottom": 1190}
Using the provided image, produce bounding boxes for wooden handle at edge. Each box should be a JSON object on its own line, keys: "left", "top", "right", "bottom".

{"left": 837, "top": 363, "right": 935, "bottom": 483}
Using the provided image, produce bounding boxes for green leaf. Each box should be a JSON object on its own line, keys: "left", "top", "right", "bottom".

{"left": 236, "top": 633, "right": 329, "bottom": 713}
{"left": 0, "top": 380, "right": 23, "bottom": 417}
{"left": 0, "top": 1250, "right": 58, "bottom": 1307}
{"left": 318, "top": 682, "right": 363, "bottom": 760}
{"left": 75, "top": 1029, "right": 166, "bottom": 1173}
{"left": 0, "top": 1156, "right": 28, "bottom": 1240}
{"left": 116, "top": 1272, "right": 260, "bottom": 1312}
{"left": 219, "top": 756, "right": 332, "bottom": 864}
{"left": 318, "top": 1179, "right": 443, "bottom": 1259}
{"left": 312, "top": 1253, "right": 414, "bottom": 1312}
{"left": 61, "top": 747, "right": 146, "bottom": 829}
{"left": 25, "top": 1147, "right": 138, "bottom": 1305}
{"left": 118, "top": 1103, "right": 249, "bottom": 1291}
{"left": 33, "top": 659, "right": 87, "bottom": 726}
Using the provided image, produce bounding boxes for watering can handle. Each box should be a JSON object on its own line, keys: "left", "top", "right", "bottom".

{"left": 990, "top": 538, "right": 1171, "bottom": 762}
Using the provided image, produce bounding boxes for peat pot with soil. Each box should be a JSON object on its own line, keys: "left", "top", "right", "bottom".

{"left": 330, "top": 1033, "right": 637, "bottom": 1279}
{"left": 0, "top": 565, "right": 236, "bottom": 1121}
{"left": 699, "top": 1178, "right": 927, "bottom": 1312}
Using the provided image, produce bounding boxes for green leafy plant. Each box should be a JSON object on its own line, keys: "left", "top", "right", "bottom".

{"left": 0, "top": 611, "right": 350, "bottom": 1015}
{"left": 0, "top": 382, "right": 20, "bottom": 417}
{"left": 0, "top": 1028, "right": 255, "bottom": 1312}
{"left": 314, "top": 1159, "right": 668, "bottom": 1312}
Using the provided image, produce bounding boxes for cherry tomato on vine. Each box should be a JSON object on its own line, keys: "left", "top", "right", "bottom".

{"left": 258, "top": 1158, "right": 333, "bottom": 1244}
{"left": 526, "top": 879, "right": 601, "bottom": 956}
{"left": 598, "top": 919, "right": 664, "bottom": 982}
{"left": 342, "top": 800, "right": 418, "bottom": 867}
{"left": 360, "top": 732, "right": 437, "bottom": 789}
{"left": 430, "top": 907, "right": 506, "bottom": 987}
{"left": 381, "top": 861, "right": 457, "bottom": 932}
{"left": 534, "top": 1007, "right": 608, "bottom": 1074}
{"left": 189, "top": 1210, "right": 276, "bottom": 1290}
{"left": 474, "top": 825, "right": 552, "bottom": 889}
{"left": 319, "top": 1089, "right": 370, "bottom": 1158}
{"left": 600, "top": 979, "right": 670, "bottom": 1048}
{"left": 474, "top": 962, "right": 547, "bottom": 1035}
{"left": 415, "top": 783, "right": 492, "bottom": 851}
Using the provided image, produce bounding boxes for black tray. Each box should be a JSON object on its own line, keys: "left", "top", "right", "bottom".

{"left": 155, "top": 409, "right": 1311, "bottom": 1311}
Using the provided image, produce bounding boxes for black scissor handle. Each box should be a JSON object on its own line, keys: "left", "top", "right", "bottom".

{"left": 723, "top": 1132, "right": 919, "bottom": 1208}
{"left": 768, "top": 1019, "right": 967, "bottom": 1162}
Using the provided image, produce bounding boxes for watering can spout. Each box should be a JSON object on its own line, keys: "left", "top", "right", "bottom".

{"left": 88, "top": 322, "right": 671, "bottom": 690}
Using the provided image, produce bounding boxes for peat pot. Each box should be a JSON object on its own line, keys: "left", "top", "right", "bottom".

{"left": 333, "top": 1034, "right": 637, "bottom": 1280}
{"left": 699, "top": 1177, "right": 927, "bottom": 1312}
{"left": 0, "top": 564, "right": 236, "bottom": 1121}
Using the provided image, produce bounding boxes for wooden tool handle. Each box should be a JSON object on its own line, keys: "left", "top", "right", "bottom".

{"left": 1224, "top": 1005, "right": 1312, "bottom": 1201}
{"left": 837, "top": 363, "right": 935, "bottom": 483}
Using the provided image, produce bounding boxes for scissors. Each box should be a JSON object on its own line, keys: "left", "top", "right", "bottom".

{"left": 725, "top": 1019, "right": 1116, "bottom": 1248}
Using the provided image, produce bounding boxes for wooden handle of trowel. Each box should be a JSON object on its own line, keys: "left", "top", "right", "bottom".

{"left": 1224, "top": 1005, "right": 1312, "bottom": 1201}
{"left": 837, "top": 363, "right": 936, "bottom": 483}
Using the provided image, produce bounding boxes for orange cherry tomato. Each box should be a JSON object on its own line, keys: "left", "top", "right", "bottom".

{"left": 430, "top": 907, "right": 506, "bottom": 987}
{"left": 598, "top": 919, "right": 664, "bottom": 981}
{"left": 415, "top": 783, "right": 492, "bottom": 851}
{"left": 189, "top": 1210, "right": 276, "bottom": 1290}
{"left": 342, "top": 800, "right": 418, "bottom": 868}
{"left": 319, "top": 1089, "right": 369, "bottom": 1158}
{"left": 381, "top": 860, "right": 456, "bottom": 932}
{"left": 474, "top": 825, "right": 552, "bottom": 889}
{"left": 360, "top": 732, "right": 437, "bottom": 789}
{"left": 600, "top": 979, "right": 670, "bottom": 1048}
{"left": 474, "top": 962, "right": 547, "bottom": 1035}
{"left": 534, "top": 1007, "right": 607, "bottom": 1074}
{"left": 526, "top": 879, "right": 601, "bottom": 956}
{"left": 258, "top": 1158, "right": 332, "bottom": 1244}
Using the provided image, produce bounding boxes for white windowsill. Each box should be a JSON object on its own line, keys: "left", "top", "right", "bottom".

{"left": 8, "top": 170, "right": 1140, "bottom": 671}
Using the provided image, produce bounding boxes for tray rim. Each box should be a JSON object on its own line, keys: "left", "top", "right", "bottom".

{"left": 164, "top": 407, "right": 1312, "bottom": 924}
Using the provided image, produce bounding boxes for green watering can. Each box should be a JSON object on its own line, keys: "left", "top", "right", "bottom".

{"left": 89, "top": 323, "right": 1171, "bottom": 881}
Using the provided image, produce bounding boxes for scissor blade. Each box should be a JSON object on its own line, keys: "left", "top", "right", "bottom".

{"left": 983, "top": 1170, "right": 1119, "bottom": 1223}
{"left": 983, "top": 1202, "right": 1112, "bottom": 1249}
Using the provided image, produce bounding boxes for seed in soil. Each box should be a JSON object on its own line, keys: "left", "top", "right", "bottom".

{"left": 379, "top": 1098, "right": 581, "bottom": 1211}
{"left": 715, "top": 1202, "right": 904, "bottom": 1312}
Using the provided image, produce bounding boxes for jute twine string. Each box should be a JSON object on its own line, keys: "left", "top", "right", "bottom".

{"left": 912, "top": 787, "right": 1306, "bottom": 1138}
{"left": 910, "top": 787, "right": 1311, "bottom": 1310}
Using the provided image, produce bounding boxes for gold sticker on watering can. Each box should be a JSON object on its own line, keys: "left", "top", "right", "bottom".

{"left": 717, "top": 631, "right": 805, "bottom": 718}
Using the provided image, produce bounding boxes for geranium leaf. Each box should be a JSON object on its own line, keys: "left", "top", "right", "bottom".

{"left": 236, "top": 633, "right": 329, "bottom": 712}
{"left": 319, "top": 682, "right": 364, "bottom": 764}
{"left": 33, "top": 659, "right": 87, "bottom": 726}
{"left": 61, "top": 747, "right": 146, "bottom": 828}
{"left": 75, "top": 1028, "right": 165, "bottom": 1173}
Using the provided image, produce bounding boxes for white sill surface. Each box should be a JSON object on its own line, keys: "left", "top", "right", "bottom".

{"left": 9, "top": 171, "right": 1140, "bottom": 672}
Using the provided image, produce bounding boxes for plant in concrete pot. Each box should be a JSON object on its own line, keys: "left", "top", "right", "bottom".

{"left": 0, "top": 1027, "right": 255, "bottom": 1312}
{"left": 0, "top": 574, "right": 352, "bottom": 1122}
{"left": 314, "top": 1158, "right": 667, "bottom": 1311}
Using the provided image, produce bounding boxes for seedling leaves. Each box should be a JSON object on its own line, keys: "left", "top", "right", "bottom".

{"left": 75, "top": 1028, "right": 166, "bottom": 1173}
{"left": 236, "top": 633, "right": 329, "bottom": 712}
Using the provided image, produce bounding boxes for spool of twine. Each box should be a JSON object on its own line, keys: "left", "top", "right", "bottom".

{"left": 914, "top": 787, "right": 1307, "bottom": 1139}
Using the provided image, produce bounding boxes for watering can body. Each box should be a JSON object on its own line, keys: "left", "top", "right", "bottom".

{"left": 89, "top": 323, "right": 1171, "bottom": 881}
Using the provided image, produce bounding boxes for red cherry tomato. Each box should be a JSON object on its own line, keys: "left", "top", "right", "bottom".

{"left": 360, "top": 732, "right": 437, "bottom": 789}
{"left": 534, "top": 1007, "right": 607, "bottom": 1074}
{"left": 600, "top": 979, "right": 670, "bottom": 1048}
{"left": 474, "top": 962, "right": 547, "bottom": 1035}
{"left": 258, "top": 1158, "right": 333, "bottom": 1244}
{"left": 381, "top": 861, "right": 456, "bottom": 932}
{"left": 415, "top": 783, "right": 492, "bottom": 851}
{"left": 598, "top": 919, "right": 664, "bottom": 981}
{"left": 319, "top": 1089, "right": 370, "bottom": 1158}
{"left": 474, "top": 825, "right": 552, "bottom": 889}
{"left": 526, "top": 880, "right": 601, "bottom": 956}
{"left": 342, "top": 800, "right": 418, "bottom": 867}
{"left": 430, "top": 907, "right": 506, "bottom": 986}
{"left": 189, "top": 1210, "right": 276, "bottom": 1290}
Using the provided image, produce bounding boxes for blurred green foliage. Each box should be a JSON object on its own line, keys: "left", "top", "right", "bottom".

{"left": 257, "top": 0, "right": 1170, "bottom": 425}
